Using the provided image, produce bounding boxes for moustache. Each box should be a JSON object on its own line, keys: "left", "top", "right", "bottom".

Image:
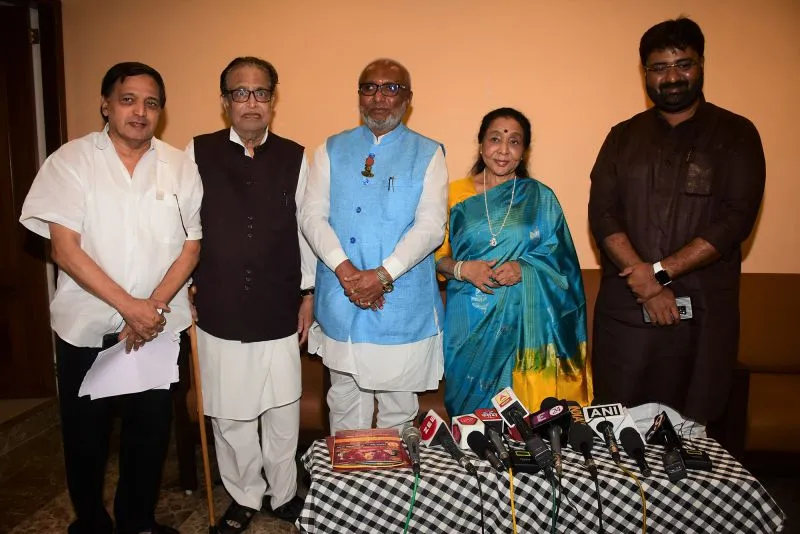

{"left": 659, "top": 81, "right": 689, "bottom": 92}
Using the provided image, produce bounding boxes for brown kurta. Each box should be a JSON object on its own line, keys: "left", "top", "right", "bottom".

{"left": 588, "top": 99, "right": 765, "bottom": 422}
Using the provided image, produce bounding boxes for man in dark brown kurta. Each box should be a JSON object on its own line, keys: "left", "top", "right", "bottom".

{"left": 589, "top": 17, "right": 765, "bottom": 428}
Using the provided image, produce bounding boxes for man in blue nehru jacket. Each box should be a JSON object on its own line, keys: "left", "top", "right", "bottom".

{"left": 300, "top": 58, "right": 448, "bottom": 434}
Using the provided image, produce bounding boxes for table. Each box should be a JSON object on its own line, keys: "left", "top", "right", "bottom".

{"left": 297, "top": 437, "right": 785, "bottom": 533}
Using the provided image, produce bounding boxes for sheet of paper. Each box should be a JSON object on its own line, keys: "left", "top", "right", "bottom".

{"left": 78, "top": 332, "right": 180, "bottom": 400}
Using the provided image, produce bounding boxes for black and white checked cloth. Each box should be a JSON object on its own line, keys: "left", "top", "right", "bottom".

{"left": 297, "top": 437, "right": 785, "bottom": 533}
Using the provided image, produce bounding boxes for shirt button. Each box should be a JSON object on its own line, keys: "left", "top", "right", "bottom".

{"left": 245, "top": 269, "right": 252, "bottom": 275}
{"left": 247, "top": 233, "right": 253, "bottom": 238}
{"left": 245, "top": 180, "right": 253, "bottom": 186}
{"left": 247, "top": 215, "right": 254, "bottom": 221}
{"left": 665, "top": 159, "right": 672, "bottom": 167}
{"left": 356, "top": 207, "right": 362, "bottom": 213}
{"left": 247, "top": 224, "right": 254, "bottom": 230}
{"left": 245, "top": 276, "right": 252, "bottom": 282}
{"left": 244, "top": 284, "right": 251, "bottom": 291}
{"left": 350, "top": 237, "right": 356, "bottom": 244}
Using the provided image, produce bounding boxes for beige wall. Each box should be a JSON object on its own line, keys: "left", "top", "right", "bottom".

{"left": 61, "top": 0, "right": 800, "bottom": 273}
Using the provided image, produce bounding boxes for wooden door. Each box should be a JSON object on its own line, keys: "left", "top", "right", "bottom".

{"left": 0, "top": 5, "right": 57, "bottom": 398}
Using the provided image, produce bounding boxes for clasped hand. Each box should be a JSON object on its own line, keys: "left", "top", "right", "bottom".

{"left": 118, "top": 297, "right": 170, "bottom": 352}
{"left": 619, "top": 262, "right": 680, "bottom": 326}
{"left": 335, "top": 261, "right": 385, "bottom": 311}
{"left": 461, "top": 260, "right": 522, "bottom": 294}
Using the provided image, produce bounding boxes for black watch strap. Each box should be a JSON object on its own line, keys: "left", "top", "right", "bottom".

{"left": 653, "top": 262, "right": 672, "bottom": 286}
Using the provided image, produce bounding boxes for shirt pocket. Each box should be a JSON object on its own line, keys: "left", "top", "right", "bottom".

{"left": 683, "top": 151, "right": 714, "bottom": 196}
{"left": 149, "top": 197, "right": 186, "bottom": 244}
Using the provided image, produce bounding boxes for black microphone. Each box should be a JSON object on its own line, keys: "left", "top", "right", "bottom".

{"left": 402, "top": 426, "right": 421, "bottom": 476}
{"left": 467, "top": 431, "right": 504, "bottom": 472}
{"left": 419, "top": 410, "right": 477, "bottom": 475}
{"left": 486, "top": 427, "right": 511, "bottom": 469}
{"left": 620, "top": 427, "right": 652, "bottom": 477}
{"left": 507, "top": 405, "right": 555, "bottom": 478}
{"left": 597, "top": 420, "right": 621, "bottom": 463}
{"left": 568, "top": 422, "right": 598, "bottom": 479}
{"left": 532, "top": 397, "right": 572, "bottom": 476}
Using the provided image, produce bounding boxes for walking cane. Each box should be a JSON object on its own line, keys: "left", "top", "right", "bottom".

{"left": 188, "top": 321, "right": 218, "bottom": 533}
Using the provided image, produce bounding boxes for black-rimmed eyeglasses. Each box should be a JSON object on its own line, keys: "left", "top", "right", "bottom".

{"left": 224, "top": 88, "right": 272, "bottom": 103}
{"left": 358, "top": 82, "right": 408, "bottom": 97}
{"left": 644, "top": 59, "right": 698, "bottom": 75}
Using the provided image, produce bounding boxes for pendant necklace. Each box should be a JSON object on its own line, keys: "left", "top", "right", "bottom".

{"left": 483, "top": 168, "right": 517, "bottom": 247}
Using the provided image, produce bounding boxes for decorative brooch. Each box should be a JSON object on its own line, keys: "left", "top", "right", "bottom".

{"left": 361, "top": 153, "right": 375, "bottom": 178}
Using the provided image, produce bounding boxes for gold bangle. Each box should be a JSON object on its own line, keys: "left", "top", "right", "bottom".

{"left": 375, "top": 267, "right": 394, "bottom": 293}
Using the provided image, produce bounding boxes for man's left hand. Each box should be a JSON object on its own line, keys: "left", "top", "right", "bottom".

{"left": 620, "top": 262, "right": 663, "bottom": 302}
{"left": 297, "top": 295, "right": 314, "bottom": 346}
{"left": 344, "top": 269, "right": 385, "bottom": 310}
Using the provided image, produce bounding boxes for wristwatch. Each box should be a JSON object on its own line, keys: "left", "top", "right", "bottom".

{"left": 652, "top": 261, "right": 672, "bottom": 286}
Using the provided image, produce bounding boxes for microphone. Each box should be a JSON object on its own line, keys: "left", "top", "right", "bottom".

{"left": 419, "top": 410, "right": 477, "bottom": 475}
{"left": 401, "top": 426, "right": 421, "bottom": 476}
{"left": 467, "top": 431, "right": 504, "bottom": 472}
{"left": 531, "top": 397, "right": 572, "bottom": 477}
{"left": 597, "top": 420, "right": 621, "bottom": 463}
{"left": 486, "top": 427, "right": 511, "bottom": 469}
{"left": 565, "top": 400, "right": 587, "bottom": 425}
{"left": 492, "top": 388, "right": 555, "bottom": 478}
{"left": 568, "top": 422, "right": 598, "bottom": 479}
{"left": 620, "top": 427, "right": 652, "bottom": 477}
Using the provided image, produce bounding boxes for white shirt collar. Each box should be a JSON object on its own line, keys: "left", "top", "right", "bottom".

{"left": 96, "top": 124, "right": 162, "bottom": 161}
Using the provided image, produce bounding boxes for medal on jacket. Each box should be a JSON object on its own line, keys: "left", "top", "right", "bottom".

{"left": 361, "top": 152, "right": 375, "bottom": 181}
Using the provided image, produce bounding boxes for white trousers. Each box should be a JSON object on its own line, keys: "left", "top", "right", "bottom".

{"left": 211, "top": 399, "right": 299, "bottom": 511}
{"left": 327, "top": 370, "right": 418, "bottom": 434}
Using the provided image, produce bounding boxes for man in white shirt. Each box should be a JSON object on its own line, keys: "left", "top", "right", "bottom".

{"left": 299, "top": 58, "right": 448, "bottom": 435}
{"left": 19, "top": 62, "right": 202, "bottom": 534}
{"left": 187, "top": 56, "right": 314, "bottom": 532}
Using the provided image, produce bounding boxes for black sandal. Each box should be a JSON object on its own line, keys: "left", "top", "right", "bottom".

{"left": 217, "top": 501, "right": 258, "bottom": 534}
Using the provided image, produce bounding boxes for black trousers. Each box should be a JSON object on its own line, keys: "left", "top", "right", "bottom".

{"left": 56, "top": 334, "right": 174, "bottom": 534}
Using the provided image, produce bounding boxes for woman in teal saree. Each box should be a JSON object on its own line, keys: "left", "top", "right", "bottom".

{"left": 435, "top": 108, "right": 592, "bottom": 416}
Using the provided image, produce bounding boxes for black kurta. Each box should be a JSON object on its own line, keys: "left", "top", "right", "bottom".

{"left": 588, "top": 99, "right": 765, "bottom": 422}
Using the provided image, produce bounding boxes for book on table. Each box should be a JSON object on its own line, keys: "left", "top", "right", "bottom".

{"left": 326, "top": 428, "right": 412, "bottom": 472}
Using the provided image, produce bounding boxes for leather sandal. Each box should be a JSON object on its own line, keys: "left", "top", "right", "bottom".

{"left": 217, "top": 501, "right": 258, "bottom": 534}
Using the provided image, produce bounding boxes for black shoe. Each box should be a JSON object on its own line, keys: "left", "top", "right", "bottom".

{"left": 131, "top": 525, "right": 179, "bottom": 534}
{"left": 217, "top": 501, "right": 258, "bottom": 534}
{"left": 270, "top": 495, "right": 305, "bottom": 523}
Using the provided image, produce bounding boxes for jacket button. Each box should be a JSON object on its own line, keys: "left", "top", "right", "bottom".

{"left": 244, "top": 284, "right": 251, "bottom": 291}
{"left": 356, "top": 207, "right": 362, "bottom": 213}
{"left": 247, "top": 233, "right": 253, "bottom": 238}
{"left": 350, "top": 237, "right": 356, "bottom": 244}
{"left": 247, "top": 224, "right": 254, "bottom": 230}
{"left": 247, "top": 215, "right": 254, "bottom": 221}
{"left": 245, "top": 269, "right": 252, "bottom": 275}
{"left": 245, "top": 276, "right": 252, "bottom": 282}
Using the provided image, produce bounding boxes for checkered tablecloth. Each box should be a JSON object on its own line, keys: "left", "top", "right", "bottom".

{"left": 297, "top": 437, "right": 785, "bottom": 533}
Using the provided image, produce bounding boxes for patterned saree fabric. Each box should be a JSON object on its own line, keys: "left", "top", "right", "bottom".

{"left": 437, "top": 177, "right": 592, "bottom": 415}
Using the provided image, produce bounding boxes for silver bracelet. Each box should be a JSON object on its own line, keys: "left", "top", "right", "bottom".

{"left": 454, "top": 261, "right": 464, "bottom": 281}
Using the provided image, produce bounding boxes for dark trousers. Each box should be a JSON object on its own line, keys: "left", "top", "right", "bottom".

{"left": 56, "top": 335, "right": 174, "bottom": 534}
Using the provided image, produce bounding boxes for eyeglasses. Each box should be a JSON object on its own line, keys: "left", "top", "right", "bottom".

{"left": 225, "top": 88, "right": 272, "bottom": 103}
{"left": 644, "top": 59, "right": 698, "bottom": 75}
{"left": 358, "top": 82, "right": 408, "bottom": 97}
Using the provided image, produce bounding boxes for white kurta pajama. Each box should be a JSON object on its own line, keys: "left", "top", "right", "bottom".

{"left": 187, "top": 130, "right": 315, "bottom": 511}
{"left": 300, "top": 135, "right": 448, "bottom": 434}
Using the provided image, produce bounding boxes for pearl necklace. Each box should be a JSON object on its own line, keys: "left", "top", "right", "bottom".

{"left": 483, "top": 168, "right": 517, "bottom": 247}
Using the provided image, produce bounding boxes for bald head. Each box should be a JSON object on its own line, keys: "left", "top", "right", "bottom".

{"left": 359, "top": 58, "right": 411, "bottom": 88}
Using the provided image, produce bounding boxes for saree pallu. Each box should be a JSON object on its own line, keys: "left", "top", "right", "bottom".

{"left": 442, "top": 177, "right": 592, "bottom": 416}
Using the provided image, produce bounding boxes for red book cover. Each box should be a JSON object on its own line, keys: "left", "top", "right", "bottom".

{"left": 326, "top": 428, "right": 412, "bottom": 472}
